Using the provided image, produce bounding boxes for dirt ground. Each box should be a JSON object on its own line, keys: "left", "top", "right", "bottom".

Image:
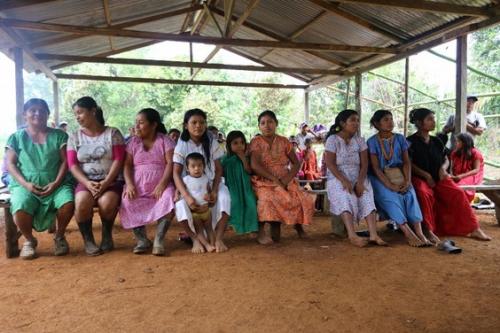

{"left": 1, "top": 212, "right": 500, "bottom": 333}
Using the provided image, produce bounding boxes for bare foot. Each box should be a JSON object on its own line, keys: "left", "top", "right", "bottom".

{"left": 469, "top": 228, "right": 492, "bottom": 241}
{"left": 349, "top": 236, "right": 368, "bottom": 247}
{"left": 215, "top": 239, "right": 228, "bottom": 253}
{"left": 191, "top": 239, "right": 206, "bottom": 254}
{"left": 369, "top": 236, "right": 388, "bottom": 246}
{"left": 205, "top": 243, "right": 216, "bottom": 252}
{"left": 416, "top": 233, "right": 433, "bottom": 247}
{"left": 405, "top": 232, "right": 425, "bottom": 247}
{"left": 257, "top": 234, "right": 273, "bottom": 245}
{"left": 427, "top": 231, "right": 440, "bottom": 245}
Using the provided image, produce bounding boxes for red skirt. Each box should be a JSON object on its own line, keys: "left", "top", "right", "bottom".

{"left": 412, "top": 176, "right": 478, "bottom": 236}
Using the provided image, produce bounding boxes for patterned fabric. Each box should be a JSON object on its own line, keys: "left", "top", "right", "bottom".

{"left": 6, "top": 128, "right": 74, "bottom": 231}
{"left": 300, "top": 148, "right": 321, "bottom": 180}
{"left": 67, "top": 127, "right": 125, "bottom": 180}
{"left": 248, "top": 135, "right": 315, "bottom": 225}
{"left": 324, "top": 134, "right": 375, "bottom": 220}
{"left": 119, "top": 134, "right": 175, "bottom": 229}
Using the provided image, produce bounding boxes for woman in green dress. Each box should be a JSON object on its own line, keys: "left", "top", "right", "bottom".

{"left": 6, "top": 98, "right": 75, "bottom": 260}
{"left": 220, "top": 131, "right": 258, "bottom": 234}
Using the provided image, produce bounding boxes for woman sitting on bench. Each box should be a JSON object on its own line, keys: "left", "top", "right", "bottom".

{"left": 450, "top": 133, "right": 484, "bottom": 202}
{"left": 5, "top": 98, "right": 74, "bottom": 260}
{"left": 407, "top": 108, "right": 491, "bottom": 241}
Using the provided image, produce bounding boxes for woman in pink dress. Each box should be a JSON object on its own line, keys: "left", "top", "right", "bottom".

{"left": 120, "top": 108, "right": 176, "bottom": 256}
{"left": 450, "top": 133, "right": 484, "bottom": 202}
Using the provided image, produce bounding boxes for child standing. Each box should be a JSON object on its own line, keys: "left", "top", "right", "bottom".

{"left": 182, "top": 152, "right": 215, "bottom": 252}
{"left": 221, "top": 131, "right": 258, "bottom": 234}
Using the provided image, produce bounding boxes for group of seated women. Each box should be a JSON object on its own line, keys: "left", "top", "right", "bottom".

{"left": 5, "top": 96, "right": 491, "bottom": 260}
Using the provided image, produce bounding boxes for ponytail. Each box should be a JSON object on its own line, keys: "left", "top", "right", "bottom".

{"left": 326, "top": 109, "right": 358, "bottom": 139}
{"left": 73, "top": 96, "right": 105, "bottom": 126}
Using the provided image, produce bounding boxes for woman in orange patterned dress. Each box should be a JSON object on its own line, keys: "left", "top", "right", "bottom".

{"left": 249, "top": 110, "right": 316, "bottom": 244}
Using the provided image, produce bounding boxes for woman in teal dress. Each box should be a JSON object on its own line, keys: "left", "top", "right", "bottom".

{"left": 367, "top": 110, "right": 430, "bottom": 247}
{"left": 220, "top": 131, "right": 258, "bottom": 234}
{"left": 6, "top": 98, "right": 74, "bottom": 260}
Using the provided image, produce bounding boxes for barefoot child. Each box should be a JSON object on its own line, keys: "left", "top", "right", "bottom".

{"left": 324, "top": 109, "right": 387, "bottom": 247}
{"left": 221, "top": 131, "right": 258, "bottom": 234}
{"left": 181, "top": 152, "right": 215, "bottom": 252}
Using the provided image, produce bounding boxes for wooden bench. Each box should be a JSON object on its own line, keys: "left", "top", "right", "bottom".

{"left": 307, "top": 182, "right": 500, "bottom": 234}
{"left": 0, "top": 201, "right": 20, "bottom": 258}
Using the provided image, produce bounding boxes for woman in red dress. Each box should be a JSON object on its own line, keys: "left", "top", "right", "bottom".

{"left": 407, "top": 108, "right": 490, "bottom": 241}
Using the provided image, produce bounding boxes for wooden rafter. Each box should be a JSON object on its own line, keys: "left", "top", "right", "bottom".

{"left": 336, "top": 0, "right": 495, "bottom": 17}
{"left": 55, "top": 73, "right": 309, "bottom": 89}
{"left": 0, "top": 24, "right": 56, "bottom": 80}
{"left": 37, "top": 53, "right": 342, "bottom": 75}
{"left": 261, "top": 11, "right": 329, "bottom": 61}
{"left": 102, "top": 0, "right": 114, "bottom": 50}
{"left": 306, "top": 14, "right": 500, "bottom": 91}
{"left": 50, "top": 40, "right": 158, "bottom": 70}
{"left": 307, "top": 0, "right": 405, "bottom": 42}
{"left": 29, "top": 5, "right": 203, "bottom": 49}
{"left": 0, "top": 18, "right": 397, "bottom": 53}
{"left": 223, "top": 0, "right": 235, "bottom": 37}
{"left": 191, "top": 0, "right": 260, "bottom": 79}
{"left": 223, "top": 46, "right": 310, "bottom": 83}
{"left": 181, "top": 0, "right": 198, "bottom": 33}
{"left": 209, "top": 6, "right": 348, "bottom": 68}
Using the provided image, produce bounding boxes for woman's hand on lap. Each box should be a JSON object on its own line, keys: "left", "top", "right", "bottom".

{"left": 124, "top": 184, "right": 137, "bottom": 200}
{"left": 341, "top": 178, "right": 353, "bottom": 194}
{"left": 39, "top": 182, "right": 57, "bottom": 197}
{"left": 25, "top": 182, "right": 43, "bottom": 196}
{"left": 153, "top": 183, "right": 166, "bottom": 200}
{"left": 354, "top": 182, "right": 365, "bottom": 197}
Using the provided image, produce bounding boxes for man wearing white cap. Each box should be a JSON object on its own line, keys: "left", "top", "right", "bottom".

{"left": 295, "top": 122, "right": 318, "bottom": 150}
{"left": 443, "top": 96, "right": 487, "bottom": 146}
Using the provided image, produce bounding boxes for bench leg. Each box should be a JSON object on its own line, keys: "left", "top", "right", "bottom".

{"left": 482, "top": 191, "right": 500, "bottom": 226}
{"left": 4, "top": 208, "right": 20, "bottom": 258}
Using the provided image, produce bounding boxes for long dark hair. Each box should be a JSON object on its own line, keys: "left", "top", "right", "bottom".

{"left": 455, "top": 132, "right": 474, "bottom": 160}
{"left": 409, "top": 108, "right": 434, "bottom": 128}
{"left": 257, "top": 110, "right": 278, "bottom": 124}
{"left": 180, "top": 108, "right": 211, "bottom": 168}
{"left": 23, "top": 98, "right": 50, "bottom": 115}
{"left": 226, "top": 130, "right": 247, "bottom": 156}
{"left": 370, "top": 109, "right": 392, "bottom": 130}
{"left": 138, "top": 108, "right": 167, "bottom": 134}
{"left": 73, "top": 96, "right": 105, "bottom": 126}
{"left": 326, "top": 109, "right": 358, "bottom": 139}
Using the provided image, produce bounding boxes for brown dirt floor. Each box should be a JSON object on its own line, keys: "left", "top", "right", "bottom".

{"left": 1, "top": 211, "right": 500, "bottom": 333}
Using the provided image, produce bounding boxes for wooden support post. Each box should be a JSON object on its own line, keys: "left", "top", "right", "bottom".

{"left": 403, "top": 57, "right": 410, "bottom": 136}
{"left": 304, "top": 90, "right": 310, "bottom": 123}
{"left": 344, "top": 79, "right": 351, "bottom": 109}
{"left": 189, "top": 42, "right": 194, "bottom": 76}
{"left": 355, "top": 73, "right": 362, "bottom": 121}
{"left": 455, "top": 35, "right": 467, "bottom": 134}
{"left": 13, "top": 47, "right": 24, "bottom": 129}
{"left": 53, "top": 80, "right": 59, "bottom": 125}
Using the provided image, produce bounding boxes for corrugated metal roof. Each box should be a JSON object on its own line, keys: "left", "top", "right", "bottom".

{"left": 0, "top": 0, "right": 496, "bottom": 83}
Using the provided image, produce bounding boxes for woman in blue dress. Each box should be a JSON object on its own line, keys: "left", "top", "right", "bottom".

{"left": 367, "top": 110, "right": 431, "bottom": 247}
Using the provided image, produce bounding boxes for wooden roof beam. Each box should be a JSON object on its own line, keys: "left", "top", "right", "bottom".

{"left": 38, "top": 53, "right": 342, "bottom": 75}
{"left": 50, "top": 40, "right": 158, "bottom": 70}
{"left": 0, "top": 24, "right": 56, "bottom": 80}
{"left": 306, "top": 14, "right": 500, "bottom": 91}
{"left": 261, "top": 10, "right": 329, "bottom": 61}
{"left": 223, "top": 0, "right": 235, "bottom": 37}
{"left": 55, "top": 73, "right": 309, "bottom": 89}
{"left": 209, "top": 6, "right": 348, "bottom": 67}
{"left": 28, "top": 5, "right": 203, "bottom": 49}
{"left": 102, "top": 0, "right": 114, "bottom": 50}
{"left": 307, "top": 0, "right": 405, "bottom": 42}
{"left": 336, "top": 0, "right": 496, "bottom": 17}
{"left": 0, "top": 18, "right": 396, "bottom": 53}
{"left": 191, "top": 0, "right": 260, "bottom": 79}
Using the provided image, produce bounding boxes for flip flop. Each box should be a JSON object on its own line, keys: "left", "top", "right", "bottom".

{"left": 437, "top": 239, "right": 462, "bottom": 254}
